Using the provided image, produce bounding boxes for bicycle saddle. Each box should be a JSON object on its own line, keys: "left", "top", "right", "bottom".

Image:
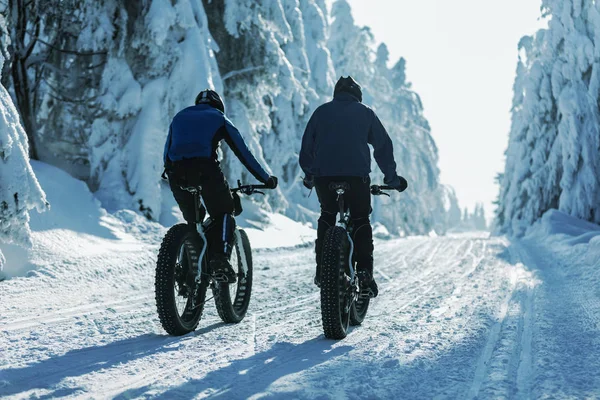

{"left": 328, "top": 182, "right": 350, "bottom": 192}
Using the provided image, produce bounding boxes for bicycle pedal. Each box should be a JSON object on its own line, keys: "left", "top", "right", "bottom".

{"left": 213, "top": 273, "right": 236, "bottom": 283}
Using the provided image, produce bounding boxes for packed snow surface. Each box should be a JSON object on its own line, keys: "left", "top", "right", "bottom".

{"left": 1, "top": 164, "right": 600, "bottom": 399}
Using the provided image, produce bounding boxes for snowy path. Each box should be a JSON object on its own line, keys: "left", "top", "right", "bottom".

{"left": 2, "top": 230, "right": 600, "bottom": 399}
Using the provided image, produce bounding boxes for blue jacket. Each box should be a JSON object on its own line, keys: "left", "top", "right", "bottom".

{"left": 164, "top": 104, "right": 270, "bottom": 183}
{"left": 300, "top": 92, "right": 398, "bottom": 183}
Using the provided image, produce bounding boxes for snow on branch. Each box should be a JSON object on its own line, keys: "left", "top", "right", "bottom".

{"left": 222, "top": 66, "right": 265, "bottom": 81}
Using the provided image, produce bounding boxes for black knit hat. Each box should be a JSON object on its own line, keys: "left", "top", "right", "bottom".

{"left": 334, "top": 76, "right": 362, "bottom": 102}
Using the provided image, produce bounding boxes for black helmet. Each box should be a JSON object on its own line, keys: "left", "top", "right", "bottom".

{"left": 195, "top": 89, "right": 225, "bottom": 113}
{"left": 334, "top": 76, "right": 362, "bottom": 102}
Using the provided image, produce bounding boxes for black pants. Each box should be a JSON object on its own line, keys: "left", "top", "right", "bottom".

{"left": 314, "top": 176, "right": 374, "bottom": 274}
{"left": 168, "top": 161, "right": 235, "bottom": 258}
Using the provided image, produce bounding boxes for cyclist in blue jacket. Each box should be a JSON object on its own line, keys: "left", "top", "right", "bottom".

{"left": 164, "top": 90, "right": 278, "bottom": 283}
{"left": 300, "top": 76, "right": 408, "bottom": 297}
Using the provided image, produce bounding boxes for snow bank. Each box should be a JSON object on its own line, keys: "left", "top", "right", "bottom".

{"left": 525, "top": 209, "right": 600, "bottom": 270}
{"left": 235, "top": 198, "right": 315, "bottom": 249}
{"left": 0, "top": 161, "right": 154, "bottom": 279}
{"left": 0, "top": 161, "right": 315, "bottom": 279}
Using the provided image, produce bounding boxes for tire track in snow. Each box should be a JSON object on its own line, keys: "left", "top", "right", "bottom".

{"left": 516, "top": 287, "right": 534, "bottom": 399}
{"left": 1, "top": 294, "right": 154, "bottom": 333}
{"left": 465, "top": 242, "right": 536, "bottom": 400}
{"left": 465, "top": 269, "right": 518, "bottom": 400}
{"left": 65, "top": 239, "right": 439, "bottom": 398}
{"left": 4, "top": 233, "right": 531, "bottom": 399}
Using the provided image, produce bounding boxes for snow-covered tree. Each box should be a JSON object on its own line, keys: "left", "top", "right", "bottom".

{"left": 497, "top": 0, "right": 600, "bottom": 235}
{"left": 443, "top": 186, "right": 463, "bottom": 230}
{"left": 1, "top": 0, "right": 455, "bottom": 236}
{"left": 90, "top": 0, "right": 224, "bottom": 221}
{"left": 0, "top": 50, "right": 47, "bottom": 270}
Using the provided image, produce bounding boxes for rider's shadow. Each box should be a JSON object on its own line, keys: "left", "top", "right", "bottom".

{"left": 150, "top": 338, "right": 352, "bottom": 400}
{"left": 0, "top": 324, "right": 224, "bottom": 399}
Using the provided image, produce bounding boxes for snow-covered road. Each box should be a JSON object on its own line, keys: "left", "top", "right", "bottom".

{"left": 3, "top": 224, "right": 599, "bottom": 399}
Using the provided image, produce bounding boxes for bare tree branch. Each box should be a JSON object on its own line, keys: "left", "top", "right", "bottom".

{"left": 22, "top": 15, "right": 40, "bottom": 59}
{"left": 42, "top": 77, "right": 97, "bottom": 104}
{"left": 25, "top": 29, "right": 107, "bottom": 56}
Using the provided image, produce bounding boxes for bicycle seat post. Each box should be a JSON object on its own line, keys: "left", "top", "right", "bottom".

{"left": 336, "top": 189, "right": 345, "bottom": 217}
{"left": 190, "top": 186, "right": 203, "bottom": 227}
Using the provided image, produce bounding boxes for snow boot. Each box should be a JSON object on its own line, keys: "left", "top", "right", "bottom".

{"left": 210, "top": 254, "right": 236, "bottom": 283}
{"left": 356, "top": 270, "right": 378, "bottom": 298}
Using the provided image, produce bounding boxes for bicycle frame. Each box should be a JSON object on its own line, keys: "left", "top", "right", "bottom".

{"left": 331, "top": 184, "right": 395, "bottom": 284}
{"left": 183, "top": 182, "right": 269, "bottom": 284}
{"left": 333, "top": 188, "right": 357, "bottom": 283}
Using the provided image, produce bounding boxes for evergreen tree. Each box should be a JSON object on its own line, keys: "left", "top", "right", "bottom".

{"left": 0, "top": 51, "right": 47, "bottom": 269}
{"left": 497, "top": 0, "right": 600, "bottom": 234}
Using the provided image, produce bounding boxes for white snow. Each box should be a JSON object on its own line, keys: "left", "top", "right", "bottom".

{"left": 2, "top": 163, "right": 600, "bottom": 399}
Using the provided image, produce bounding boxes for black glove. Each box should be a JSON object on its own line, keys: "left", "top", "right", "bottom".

{"left": 303, "top": 175, "right": 314, "bottom": 190}
{"left": 386, "top": 175, "right": 408, "bottom": 192}
{"left": 265, "top": 176, "right": 278, "bottom": 189}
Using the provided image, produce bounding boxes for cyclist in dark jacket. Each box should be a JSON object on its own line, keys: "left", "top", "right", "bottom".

{"left": 300, "top": 76, "right": 408, "bottom": 297}
{"left": 164, "top": 90, "right": 278, "bottom": 283}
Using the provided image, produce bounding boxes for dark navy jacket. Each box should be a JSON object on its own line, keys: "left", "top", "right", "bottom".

{"left": 164, "top": 104, "right": 270, "bottom": 183}
{"left": 300, "top": 92, "right": 398, "bottom": 182}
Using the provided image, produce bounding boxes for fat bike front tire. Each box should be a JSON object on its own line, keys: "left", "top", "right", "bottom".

{"left": 320, "top": 226, "right": 352, "bottom": 339}
{"left": 213, "top": 229, "right": 253, "bottom": 323}
{"left": 155, "top": 224, "right": 208, "bottom": 336}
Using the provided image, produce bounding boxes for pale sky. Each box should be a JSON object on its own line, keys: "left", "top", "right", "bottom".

{"left": 345, "top": 0, "right": 547, "bottom": 221}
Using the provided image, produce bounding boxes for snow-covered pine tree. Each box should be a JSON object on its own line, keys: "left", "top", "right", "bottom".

{"left": 443, "top": 186, "right": 463, "bottom": 230}
{"left": 0, "top": 49, "right": 47, "bottom": 270}
{"left": 89, "top": 0, "right": 223, "bottom": 222}
{"left": 497, "top": 0, "right": 600, "bottom": 235}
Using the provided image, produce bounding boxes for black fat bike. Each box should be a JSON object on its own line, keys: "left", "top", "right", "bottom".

{"left": 155, "top": 181, "right": 268, "bottom": 336}
{"left": 320, "top": 183, "right": 394, "bottom": 339}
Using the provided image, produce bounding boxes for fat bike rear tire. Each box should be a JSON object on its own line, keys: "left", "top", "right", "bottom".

{"left": 213, "top": 229, "right": 253, "bottom": 323}
{"left": 320, "top": 226, "right": 352, "bottom": 339}
{"left": 155, "top": 224, "right": 208, "bottom": 336}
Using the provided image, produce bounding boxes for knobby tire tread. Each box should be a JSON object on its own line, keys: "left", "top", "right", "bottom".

{"left": 320, "top": 226, "right": 350, "bottom": 339}
{"left": 155, "top": 224, "right": 206, "bottom": 336}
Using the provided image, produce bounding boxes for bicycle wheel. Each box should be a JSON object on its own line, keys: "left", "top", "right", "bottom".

{"left": 155, "top": 224, "right": 208, "bottom": 335}
{"left": 320, "top": 226, "right": 353, "bottom": 339}
{"left": 213, "top": 228, "right": 253, "bottom": 323}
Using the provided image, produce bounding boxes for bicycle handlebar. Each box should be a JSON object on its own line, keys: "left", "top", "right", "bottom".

{"left": 232, "top": 180, "right": 271, "bottom": 196}
{"left": 370, "top": 185, "right": 395, "bottom": 196}
{"left": 232, "top": 182, "right": 393, "bottom": 196}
